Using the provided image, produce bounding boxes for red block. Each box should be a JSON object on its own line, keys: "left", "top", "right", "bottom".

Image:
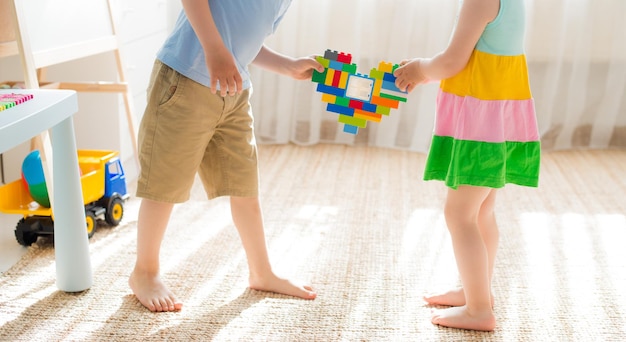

{"left": 337, "top": 52, "right": 352, "bottom": 64}
{"left": 332, "top": 70, "right": 342, "bottom": 87}
{"left": 348, "top": 99, "right": 363, "bottom": 110}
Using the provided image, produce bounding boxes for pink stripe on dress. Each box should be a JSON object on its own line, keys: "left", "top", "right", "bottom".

{"left": 435, "top": 90, "right": 539, "bottom": 143}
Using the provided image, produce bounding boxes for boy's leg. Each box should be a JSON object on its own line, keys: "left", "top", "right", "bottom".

{"left": 430, "top": 186, "right": 496, "bottom": 331}
{"left": 129, "top": 198, "right": 182, "bottom": 312}
{"left": 424, "top": 189, "right": 498, "bottom": 306}
{"left": 230, "top": 196, "right": 316, "bottom": 299}
{"left": 130, "top": 61, "right": 216, "bottom": 312}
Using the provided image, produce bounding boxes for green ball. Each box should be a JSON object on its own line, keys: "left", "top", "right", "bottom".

{"left": 28, "top": 182, "right": 50, "bottom": 208}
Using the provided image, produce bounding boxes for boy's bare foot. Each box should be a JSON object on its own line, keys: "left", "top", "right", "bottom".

{"left": 249, "top": 274, "right": 317, "bottom": 299}
{"left": 431, "top": 305, "right": 496, "bottom": 331}
{"left": 129, "top": 270, "right": 183, "bottom": 312}
{"left": 424, "top": 288, "right": 495, "bottom": 307}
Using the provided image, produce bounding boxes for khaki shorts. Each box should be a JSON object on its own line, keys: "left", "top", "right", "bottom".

{"left": 136, "top": 60, "right": 259, "bottom": 203}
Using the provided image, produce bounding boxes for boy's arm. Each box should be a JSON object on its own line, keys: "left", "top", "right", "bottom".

{"left": 181, "top": 0, "right": 242, "bottom": 95}
{"left": 252, "top": 45, "right": 324, "bottom": 80}
{"left": 394, "top": 0, "right": 499, "bottom": 92}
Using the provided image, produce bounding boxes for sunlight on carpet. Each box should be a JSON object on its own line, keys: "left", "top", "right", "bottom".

{"left": 1, "top": 145, "right": 626, "bottom": 341}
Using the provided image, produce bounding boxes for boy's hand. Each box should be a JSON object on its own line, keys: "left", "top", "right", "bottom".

{"left": 393, "top": 58, "right": 427, "bottom": 93}
{"left": 205, "top": 46, "right": 243, "bottom": 96}
{"left": 288, "top": 56, "right": 325, "bottom": 80}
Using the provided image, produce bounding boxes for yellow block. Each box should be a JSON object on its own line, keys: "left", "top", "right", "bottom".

{"left": 325, "top": 69, "right": 335, "bottom": 86}
{"left": 339, "top": 71, "right": 349, "bottom": 89}
{"left": 321, "top": 93, "right": 336, "bottom": 103}
{"left": 373, "top": 79, "right": 382, "bottom": 96}
{"left": 378, "top": 61, "right": 393, "bottom": 73}
{"left": 354, "top": 109, "right": 382, "bottom": 123}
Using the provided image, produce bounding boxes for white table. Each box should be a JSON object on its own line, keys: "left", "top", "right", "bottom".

{"left": 0, "top": 89, "right": 92, "bottom": 292}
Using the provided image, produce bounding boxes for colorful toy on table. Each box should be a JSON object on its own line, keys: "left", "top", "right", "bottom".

{"left": 21, "top": 150, "right": 50, "bottom": 207}
{"left": 0, "top": 92, "right": 34, "bottom": 112}
{"left": 311, "top": 49, "right": 408, "bottom": 134}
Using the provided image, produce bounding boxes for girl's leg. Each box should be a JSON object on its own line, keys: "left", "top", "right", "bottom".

{"left": 478, "top": 189, "right": 499, "bottom": 289}
{"left": 430, "top": 186, "right": 496, "bottom": 331}
{"left": 129, "top": 198, "right": 182, "bottom": 312}
{"left": 424, "top": 189, "right": 499, "bottom": 307}
{"left": 230, "top": 196, "right": 316, "bottom": 299}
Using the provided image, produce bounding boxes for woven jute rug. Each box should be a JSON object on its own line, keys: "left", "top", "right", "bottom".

{"left": 1, "top": 144, "right": 625, "bottom": 341}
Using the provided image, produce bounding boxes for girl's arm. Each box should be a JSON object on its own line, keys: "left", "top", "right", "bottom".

{"left": 394, "top": 0, "right": 500, "bottom": 92}
{"left": 252, "top": 45, "right": 324, "bottom": 80}
{"left": 181, "top": 0, "right": 242, "bottom": 95}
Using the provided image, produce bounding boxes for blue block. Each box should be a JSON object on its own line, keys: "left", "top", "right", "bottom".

{"left": 317, "top": 84, "right": 346, "bottom": 97}
{"left": 327, "top": 103, "right": 355, "bottom": 116}
{"left": 383, "top": 72, "right": 397, "bottom": 83}
{"left": 329, "top": 60, "right": 344, "bottom": 70}
{"left": 343, "top": 125, "right": 359, "bottom": 134}
{"left": 382, "top": 80, "right": 407, "bottom": 93}
{"left": 362, "top": 102, "right": 377, "bottom": 112}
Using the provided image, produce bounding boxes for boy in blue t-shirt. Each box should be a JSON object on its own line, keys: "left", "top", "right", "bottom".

{"left": 129, "top": 0, "right": 324, "bottom": 312}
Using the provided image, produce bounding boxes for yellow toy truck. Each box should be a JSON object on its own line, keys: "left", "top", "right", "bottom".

{"left": 0, "top": 150, "right": 129, "bottom": 246}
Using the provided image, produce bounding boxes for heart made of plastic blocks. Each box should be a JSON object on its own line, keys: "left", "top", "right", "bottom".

{"left": 311, "top": 49, "right": 408, "bottom": 134}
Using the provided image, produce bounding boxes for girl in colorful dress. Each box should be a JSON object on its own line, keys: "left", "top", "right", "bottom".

{"left": 393, "top": 0, "right": 540, "bottom": 331}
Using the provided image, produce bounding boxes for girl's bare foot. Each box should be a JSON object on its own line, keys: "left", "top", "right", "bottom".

{"left": 424, "top": 288, "right": 495, "bottom": 307}
{"left": 249, "top": 274, "right": 316, "bottom": 299}
{"left": 424, "top": 288, "right": 466, "bottom": 306}
{"left": 431, "top": 305, "right": 496, "bottom": 331}
{"left": 129, "top": 270, "right": 183, "bottom": 312}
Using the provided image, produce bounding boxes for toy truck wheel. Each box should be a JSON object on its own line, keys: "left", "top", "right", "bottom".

{"left": 14, "top": 218, "right": 38, "bottom": 246}
{"left": 85, "top": 211, "right": 97, "bottom": 238}
{"left": 104, "top": 196, "right": 124, "bottom": 226}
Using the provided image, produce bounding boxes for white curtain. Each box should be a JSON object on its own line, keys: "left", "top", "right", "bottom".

{"left": 250, "top": 0, "right": 626, "bottom": 152}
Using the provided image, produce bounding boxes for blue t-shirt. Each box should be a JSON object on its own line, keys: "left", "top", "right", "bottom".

{"left": 157, "top": 0, "right": 292, "bottom": 90}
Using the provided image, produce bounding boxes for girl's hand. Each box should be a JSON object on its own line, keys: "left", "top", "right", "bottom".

{"left": 393, "top": 58, "right": 428, "bottom": 93}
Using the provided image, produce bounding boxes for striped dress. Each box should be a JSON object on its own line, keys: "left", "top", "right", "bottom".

{"left": 423, "top": 0, "right": 540, "bottom": 189}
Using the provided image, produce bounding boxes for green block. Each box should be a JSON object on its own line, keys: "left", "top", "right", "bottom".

{"left": 369, "top": 69, "right": 384, "bottom": 80}
{"left": 335, "top": 96, "right": 350, "bottom": 107}
{"left": 338, "top": 115, "right": 367, "bottom": 128}
{"left": 316, "top": 56, "right": 330, "bottom": 68}
{"left": 379, "top": 93, "right": 407, "bottom": 102}
{"left": 312, "top": 68, "right": 327, "bottom": 83}
{"left": 376, "top": 105, "right": 391, "bottom": 115}
{"left": 0, "top": 101, "right": 15, "bottom": 109}
{"left": 343, "top": 63, "right": 357, "bottom": 74}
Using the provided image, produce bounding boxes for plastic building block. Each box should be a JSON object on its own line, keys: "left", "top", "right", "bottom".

{"left": 342, "top": 63, "right": 357, "bottom": 74}
{"left": 311, "top": 49, "right": 408, "bottom": 134}
{"left": 0, "top": 93, "right": 34, "bottom": 112}
{"left": 324, "top": 49, "right": 339, "bottom": 61}
{"left": 343, "top": 125, "right": 358, "bottom": 134}
{"left": 337, "top": 52, "right": 352, "bottom": 64}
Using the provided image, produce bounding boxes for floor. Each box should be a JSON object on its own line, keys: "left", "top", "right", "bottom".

{"left": 0, "top": 212, "right": 28, "bottom": 272}
{"left": 3, "top": 145, "right": 625, "bottom": 341}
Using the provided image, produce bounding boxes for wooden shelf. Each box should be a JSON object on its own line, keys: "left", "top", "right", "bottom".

{"left": 0, "top": 0, "right": 138, "bottom": 164}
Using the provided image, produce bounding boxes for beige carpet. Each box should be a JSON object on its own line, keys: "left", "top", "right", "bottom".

{"left": 1, "top": 144, "right": 626, "bottom": 341}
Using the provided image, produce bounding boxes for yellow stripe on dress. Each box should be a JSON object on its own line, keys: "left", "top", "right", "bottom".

{"left": 440, "top": 50, "right": 532, "bottom": 101}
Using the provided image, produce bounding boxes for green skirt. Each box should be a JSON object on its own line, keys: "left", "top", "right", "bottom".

{"left": 423, "top": 136, "right": 541, "bottom": 189}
